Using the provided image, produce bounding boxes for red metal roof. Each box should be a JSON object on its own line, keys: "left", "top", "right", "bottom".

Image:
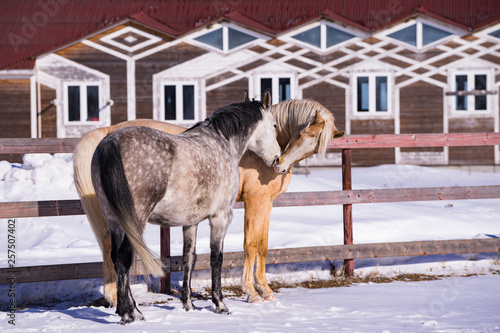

{"left": 1, "top": 0, "right": 500, "bottom": 70}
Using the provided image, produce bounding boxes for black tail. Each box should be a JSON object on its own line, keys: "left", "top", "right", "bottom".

{"left": 95, "top": 136, "right": 164, "bottom": 278}
{"left": 96, "top": 137, "right": 134, "bottom": 219}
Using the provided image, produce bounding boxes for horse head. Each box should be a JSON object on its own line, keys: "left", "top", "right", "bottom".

{"left": 273, "top": 109, "right": 344, "bottom": 173}
{"left": 247, "top": 89, "right": 281, "bottom": 167}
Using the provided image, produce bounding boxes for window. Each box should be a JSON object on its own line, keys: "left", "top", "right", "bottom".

{"left": 291, "top": 22, "right": 356, "bottom": 50}
{"left": 387, "top": 21, "right": 452, "bottom": 49}
{"left": 489, "top": 28, "right": 500, "bottom": 39}
{"left": 65, "top": 83, "right": 100, "bottom": 122}
{"left": 162, "top": 83, "right": 197, "bottom": 121}
{"left": 194, "top": 25, "right": 257, "bottom": 52}
{"left": 354, "top": 74, "right": 389, "bottom": 114}
{"left": 454, "top": 73, "right": 489, "bottom": 112}
{"left": 258, "top": 76, "right": 293, "bottom": 104}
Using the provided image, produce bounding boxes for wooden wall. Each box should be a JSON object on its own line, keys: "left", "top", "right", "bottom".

{"left": 206, "top": 78, "right": 249, "bottom": 115}
{"left": 40, "top": 85, "right": 56, "bottom": 138}
{"left": 351, "top": 119, "right": 395, "bottom": 165}
{"left": 400, "top": 81, "right": 444, "bottom": 156}
{"left": 449, "top": 117, "right": 495, "bottom": 165}
{"left": 0, "top": 80, "right": 31, "bottom": 162}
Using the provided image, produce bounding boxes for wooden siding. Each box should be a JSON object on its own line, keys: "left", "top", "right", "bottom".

{"left": 56, "top": 43, "right": 128, "bottom": 125}
{"left": 400, "top": 81, "right": 444, "bottom": 154}
{"left": 40, "top": 85, "right": 56, "bottom": 138}
{"left": 0, "top": 79, "right": 31, "bottom": 162}
{"left": 350, "top": 119, "right": 395, "bottom": 165}
{"left": 449, "top": 117, "right": 495, "bottom": 165}
{"left": 206, "top": 78, "right": 248, "bottom": 116}
{"left": 135, "top": 42, "right": 207, "bottom": 119}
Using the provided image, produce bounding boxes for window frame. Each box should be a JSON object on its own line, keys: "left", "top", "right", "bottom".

{"left": 285, "top": 20, "right": 361, "bottom": 52}
{"left": 448, "top": 68, "right": 495, "bottom": 116}
{"left": 63, "top": 81, "right": 102, "bottom": 124}
{"left": 159, "top": 81, "right": 200, "bottom": 124}
{"left": 379, "top": 18, "right": 458, "bottom": 52}
{"left": 351, "top": 72, "right": 393, "bottom": 118}
{"left": 190, "top": 23, "right": 264, "bottom": 53}
{"left": 255, "top": 74, "right": 295, "bottom": 105}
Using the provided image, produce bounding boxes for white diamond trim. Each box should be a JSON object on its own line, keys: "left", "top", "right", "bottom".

{"left": 100, "top": 26, "right": 161, "bottom": 52}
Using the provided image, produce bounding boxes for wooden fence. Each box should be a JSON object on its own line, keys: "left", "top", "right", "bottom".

{"left": 1, "top": 133, "right": 500, "bottom": 293}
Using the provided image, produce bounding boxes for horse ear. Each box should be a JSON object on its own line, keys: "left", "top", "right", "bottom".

{"left": 244, "top": 90, "right": 250, "bottom": 102}
{"left": 333, "top": 130, "right": 345, "bottom": 139}
{"left": 313, "top": 111, "right": 325, "bottom": 126}
{"left": 262, "top": 89, "right": 271, "bottom": 108}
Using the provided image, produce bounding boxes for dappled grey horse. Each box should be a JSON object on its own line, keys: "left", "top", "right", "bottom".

{"left": 91, "top": 91, "right": 281, "bottom": 324}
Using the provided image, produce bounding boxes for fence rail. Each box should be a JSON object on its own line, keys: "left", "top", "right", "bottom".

{"left": 1, "top": 133, "right": 499, "bottom": 288}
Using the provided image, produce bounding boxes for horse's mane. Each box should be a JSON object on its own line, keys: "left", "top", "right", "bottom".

{"left": 203, "top": 100, "right": 264, "bottom": 140}
{"left": 269, "top": 99, "right": 337, "bottom": 157}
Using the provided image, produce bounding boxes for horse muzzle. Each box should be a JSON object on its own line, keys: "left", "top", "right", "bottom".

{"left": 272, "top": 156, "right": 288, "bottom": 173}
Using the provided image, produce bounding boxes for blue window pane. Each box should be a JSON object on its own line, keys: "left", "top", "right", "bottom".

{"left": 278, "top": 78, "right": 290, "bottom": 102}
{"left": 261, "top": 78, "right": 272, "bottom": 98}
{"left": 86, "top": 86, "right": 99, "bottom": 121}
{"left": 183, "top": 85, "right": 195, "bottom": 120}
{"left": 164, "top": 85, "right": 176, "bottom": 120}
{"left": 376, "top": 77, "right": 388, "bottom": 112}
{"left": 228, "top": 28, "right": 256, "bottom": 50}
{"left": 475, "top": 75, "right": 487, "bottom": 110}
{"left": 489, "top": 29, "right": 500, "bottom": 39}
{"left": 357, "top": 77, "right": 369, "bottom": 112}
{"left": 326, "top": 26, "right": 355, "bottom": 47}
{"left": 292, "top": 26, "right": 321, "bottom": 48}
{"left": 422, "top": 23, "right": 451, "bottom": 46}
{"left": 195, "top": 28, "right": 223, "bottom": 50}
{"left": 388, "top": 24, "right": 417, "bottom": 46}
{"left": 68, "top": 86, "right": 80, "bottom": 121}
{"left": 456, "top": 75, "right": 467, "bottom": 111}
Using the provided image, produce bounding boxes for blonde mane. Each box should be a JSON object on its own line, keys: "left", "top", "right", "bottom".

{"left": 269, "top": 99, "right": 337, "bottom": 158}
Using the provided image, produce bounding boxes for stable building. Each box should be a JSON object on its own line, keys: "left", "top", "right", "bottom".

{"left": 1, "top": 0, "right": 500, "bottom": 165}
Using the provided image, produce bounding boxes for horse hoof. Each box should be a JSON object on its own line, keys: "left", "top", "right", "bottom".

{"left": 118, "top": 313, "right": 144, "bottom": 325}
{"left": 216, "top": 307, "right": 231, "bottom": 315}
{"left": 247, "top": 295, "right": 263, "bottom": 303}
{"left": 183, "top": 303, "right": 196, "bottom": 312}
{"left": 263, "top": 294, "right": 277, "bottom": 302}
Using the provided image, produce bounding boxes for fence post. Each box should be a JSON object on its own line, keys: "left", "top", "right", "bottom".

{"left": 342, "top": 148, "right": 354, "bottom": 277}
{"left": 160, "top": 226, "right": 171, "bottom": 293}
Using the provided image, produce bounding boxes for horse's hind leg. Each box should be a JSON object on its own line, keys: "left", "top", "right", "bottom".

{"left": 110, "top": 227, "right": 144, "bottom": 324}
{"left": 242, "top": 198, "right": 271, "bottom": 303}
{"left": 209, "top": 211, "right": 232, "bottom": 314}
{"left": 102, "top": 233, "right": 118, "bottom": 307}
{"left": 180, "top": 225, "right": 198, "bottom": 311}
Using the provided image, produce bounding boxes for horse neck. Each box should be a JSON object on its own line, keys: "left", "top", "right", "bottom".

{"left": 196, "top": 123, "right": 252, "bottom": 162}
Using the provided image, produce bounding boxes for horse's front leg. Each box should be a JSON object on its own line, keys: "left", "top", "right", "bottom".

{"left": 181, "top": 224, "right": 198, "bottom": 311}
{"left": 209, "top": 210, "right": 232, "bottom": 314}
{"left": 254, "top": 201, "right": 276, "bottom": 301}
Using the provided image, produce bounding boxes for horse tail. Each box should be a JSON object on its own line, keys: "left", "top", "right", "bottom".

{"left": 73, "top": 129, "right": 110, "bottom": 254}
{"left": 95, "top": 136, "right": 164, "bottom": 278}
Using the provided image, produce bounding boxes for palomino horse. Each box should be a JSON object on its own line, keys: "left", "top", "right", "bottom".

{"left": 73, "top": 98, "right": 344, "bottom": 307}
{"left": 90, "top": 93, "right": 281, "bottom": 324}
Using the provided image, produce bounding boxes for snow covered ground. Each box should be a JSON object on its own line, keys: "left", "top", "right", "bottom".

{"left": 1, "top": 154, "right": 499, "bottom": 332}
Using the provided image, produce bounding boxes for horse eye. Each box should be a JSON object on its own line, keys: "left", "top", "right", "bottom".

{"left": 274, "top": 124, "right": 278, "bottom": 128}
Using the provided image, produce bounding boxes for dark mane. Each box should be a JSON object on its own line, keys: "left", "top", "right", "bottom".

{"left": 206, "top": 100, "right": 264, "bottom": 140}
